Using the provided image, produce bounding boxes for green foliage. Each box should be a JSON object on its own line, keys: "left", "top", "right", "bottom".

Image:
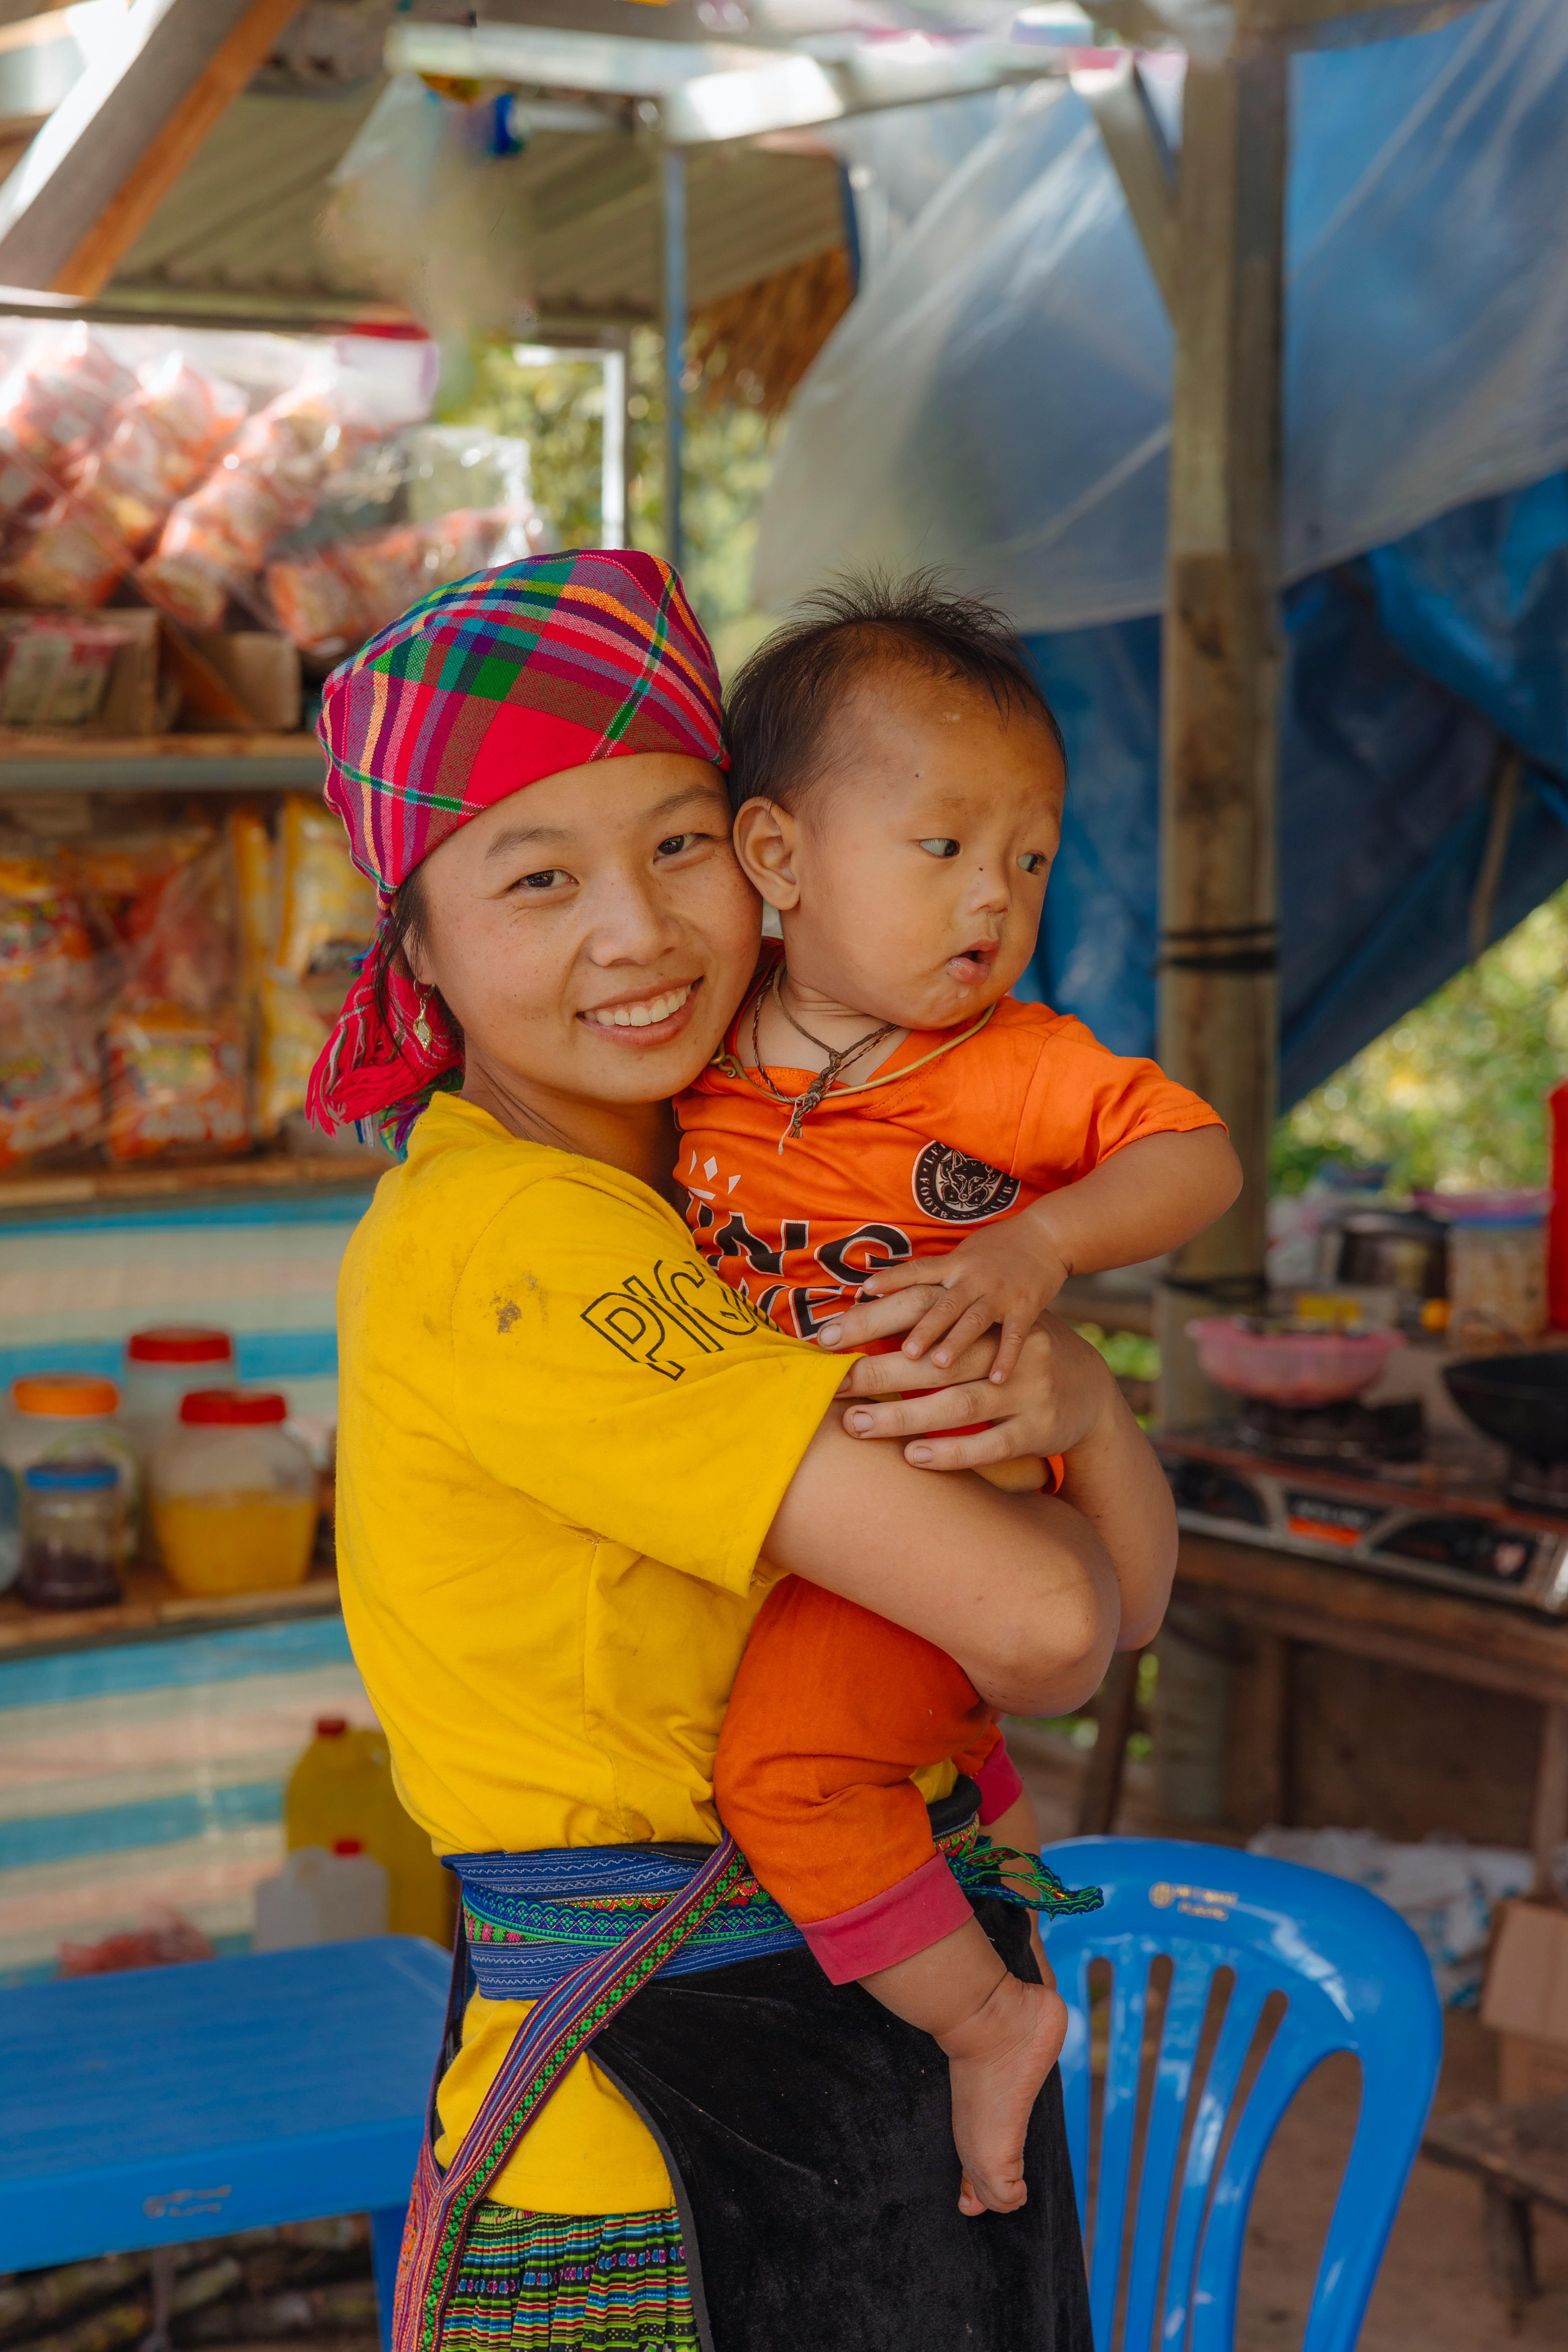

{"left": 1072, "top": 1322, "right": 1160, "bottom": 1384}
{"left": 1274, "top": 883, "right": 1568, "bottom": 1196}
{"left": 453, "top": 332, "right": 777, "bottom": 648}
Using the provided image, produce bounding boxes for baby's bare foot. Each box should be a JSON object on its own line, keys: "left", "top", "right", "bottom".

{"left": 938, "top": 1973, "right": 1068, "bottom": 2216}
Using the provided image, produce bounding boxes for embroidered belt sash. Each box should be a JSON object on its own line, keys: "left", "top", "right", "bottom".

{"left": 391, "top": 1827, "right": 1101, "bottom": 2352}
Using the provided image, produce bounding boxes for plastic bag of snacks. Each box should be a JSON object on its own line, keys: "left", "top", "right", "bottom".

{"left": 267, "top": 505, "right": 537, "bottom": 656}
{"left": 69, "top": 352, "right": 245, "bottom": 553}
{"left": 0, "top": 1008, "right": 103, "bottom": 1167}
{"left": 104, "top": 1001, "right": 249, "bottom": 1160}
{"left": 70, "top": 822, "right": 235, "bottom": 1013}
{"left": 140, "top": 377, "right": 351, "bottom": 628}
{"left": 0, "top": 615, "right": 135, "bottom": 726}
{"left": 0, "top": 326, "right": 133, "bottom": 493}
{"left": 0, "top": 846, "right": 102, "bottom": 1166}
{"left": 272, "top": 792, "right": 378, "bottom": 979}
{"left": 0, "top": 497, "right": 128, "bottom": 608}
{"left": 0, "top": 847, "right": 95, "bottom": 1007}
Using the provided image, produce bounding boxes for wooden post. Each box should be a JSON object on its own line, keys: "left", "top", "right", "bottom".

{"left": 1529, "top": 1703, "right": 1568, "bottom": 1903}
{"left": 1156, "top": 48, "right": 1288, "bottom": 1427}
{"left": 661, "top": 144, "right": 687, "bottom": 577}
{"left": 1075, "top": 1649, "right": 1145, "bottom": 1836}
{"left": 1223, "top": 1627, "right": 1293, "bottom": 1833}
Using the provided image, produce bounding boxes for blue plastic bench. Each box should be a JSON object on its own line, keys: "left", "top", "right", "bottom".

{"left": 1041, "top": 1836, "right": 1444, "bottom": 2352}
{"left": 0, "top": 1935, "right": 449, "bottom": 2346}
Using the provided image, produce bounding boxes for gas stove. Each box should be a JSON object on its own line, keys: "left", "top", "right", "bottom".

{"left": 1158, "top": 1421, "right": 1568, "bottom": 1615}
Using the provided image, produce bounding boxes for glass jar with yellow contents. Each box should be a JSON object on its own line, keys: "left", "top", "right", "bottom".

{"left": 150, "top": 1390, "right": 319, "bottom": 1597}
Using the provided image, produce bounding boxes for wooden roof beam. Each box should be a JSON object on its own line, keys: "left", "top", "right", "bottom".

{"left": 0, "top": 0, "right": 303, "bottom": 298}
{"left": 1072, "top": 56, "right": 1177, "bottom": 320}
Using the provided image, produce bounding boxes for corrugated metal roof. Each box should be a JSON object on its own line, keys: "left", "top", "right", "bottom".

{"left": 104, "top": 85, "right": 844, "bottom": 327}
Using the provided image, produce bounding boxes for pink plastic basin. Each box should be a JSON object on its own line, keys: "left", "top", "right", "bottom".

{"left": 1189, "top": 1317, "right": 1404, "bottom": 1407}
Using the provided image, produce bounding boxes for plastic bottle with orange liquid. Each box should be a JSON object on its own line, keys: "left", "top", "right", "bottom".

{"left": 284, "top": 1717, "right": 454, "bottom": 1945}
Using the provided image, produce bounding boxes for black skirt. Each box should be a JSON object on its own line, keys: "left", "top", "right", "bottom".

{"left": 593, "top": 1894, "right": 1093, "bottom": 2352}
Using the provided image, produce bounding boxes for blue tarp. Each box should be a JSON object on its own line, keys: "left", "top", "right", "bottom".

{"left": 758, "top": 0, "right": 1568, "bottom": 1103}
{"left": 1020, "top": 476, "right": 1568, "bottom": 1104}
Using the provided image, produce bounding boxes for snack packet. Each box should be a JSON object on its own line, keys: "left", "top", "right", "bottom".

{"left": 104, "top": 1002, "right": 249, "bottom": 1161}
{"left": 0, "top": 848, "right": 94, "bottom": 1005}
{"left": 0, "top": 498, "right": 128, "bottom": 608}
{"left": 255, "top": 965, "right": 338, "bottom": 1138}
{"left": 140, "top": 377, "right": 350, "bottom": 625}
{"left": 272, "top": 792, "right": 378, "bottom": 979}
{"left": 227, "top": 804, "right": 274, "bottom": 997}
{"left": 70, "top": 822, "right": 235, "bottom": 1013}
{"left": 0, "top": 1010, "right": 102, "bottom": 1167}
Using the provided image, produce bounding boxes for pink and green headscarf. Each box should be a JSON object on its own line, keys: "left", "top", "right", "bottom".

{"left": 306, "top": 550, "right": 726, "bottom": 1141}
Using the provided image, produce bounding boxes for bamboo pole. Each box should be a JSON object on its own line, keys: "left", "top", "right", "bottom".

{"left": 1156, "top": 46, "right": 1289, "bottom": 1427}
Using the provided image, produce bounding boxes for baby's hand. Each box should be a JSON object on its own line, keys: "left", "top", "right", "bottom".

{"left": 939, "top": 1973, "right": 1068, "bottom": 2216}
{"left": 858, "top": 1218, "right": 1070, "bottom": 1383}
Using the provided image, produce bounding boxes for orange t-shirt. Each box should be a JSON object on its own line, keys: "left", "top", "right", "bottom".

{"left": 681, "top": 960, "right": 1223, "bottom": 1981}
{"left": 675, "top": 955, "right": 1222, "bottom": 1342}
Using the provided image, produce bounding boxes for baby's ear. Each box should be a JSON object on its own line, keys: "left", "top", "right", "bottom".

{"left": 732, "top": 796, "right": 800, "bottom": 910}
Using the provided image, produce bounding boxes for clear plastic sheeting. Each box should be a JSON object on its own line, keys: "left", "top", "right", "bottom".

{"left": 755, "top": 0, "right": 1568, "bottom": 631}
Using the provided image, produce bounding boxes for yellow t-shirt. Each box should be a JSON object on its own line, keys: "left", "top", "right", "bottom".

{"left": 334, "top": 1092, "right": 848, "bottom": 2214}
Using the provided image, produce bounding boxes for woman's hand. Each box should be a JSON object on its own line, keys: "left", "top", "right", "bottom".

{"left": 829, "top": 1295, "right": 1117, "bottom": 1474}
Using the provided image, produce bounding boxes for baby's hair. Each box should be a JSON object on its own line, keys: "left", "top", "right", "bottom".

{"left": 723, "top": 568, "right": 1066, "bottom": 816}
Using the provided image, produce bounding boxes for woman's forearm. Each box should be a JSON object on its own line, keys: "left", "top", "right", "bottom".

{"left": 763, "top": 1416, "right": 1120, "bottom": 1717}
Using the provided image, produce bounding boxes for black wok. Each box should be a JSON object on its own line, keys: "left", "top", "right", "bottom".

{"left": 1443, "top": 1353, "right": 1568, "bottom": 1463}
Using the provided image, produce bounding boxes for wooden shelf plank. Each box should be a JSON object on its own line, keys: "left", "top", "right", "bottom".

{"left": 0, "top": 1562, "right": 342, "bottom": 1658}
{"left": 0, "top": 733, "right": 324, "bottom": 790}
{"left": 0, "top": 1150, "right": 384, "bottom": 1216}
{"left": 1176, "top": 1530, "right": 1568, "bottom": 1704}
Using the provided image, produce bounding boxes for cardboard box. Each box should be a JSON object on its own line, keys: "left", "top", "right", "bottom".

{"left": 0, "top": 606, "right": 159, "bottom": 736}
{"left": 1481, "top": 1898, "right": 1568, "bottom": 2100}
{"left": 197, "top": 631, "right": 301, "bottom": 732}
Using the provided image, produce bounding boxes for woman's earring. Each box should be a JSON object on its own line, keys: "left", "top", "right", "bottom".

{"left": 412, "top": 992, "right": 432, "bottom": 1052}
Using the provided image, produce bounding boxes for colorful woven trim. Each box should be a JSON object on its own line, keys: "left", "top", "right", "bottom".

{"left": 454, "top": 1842, "right": 802, "bottom": 1999}
{"left": 454, "top": 1828, "right": 1102, "bottom": 2000}
{"left": 394, "top": 1836, "right": 746, "bottom": 2352}
{"left": 440, "top": 2202, "right": 699, "bottom": 2352}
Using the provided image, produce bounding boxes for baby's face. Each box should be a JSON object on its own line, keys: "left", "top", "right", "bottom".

{"left": 744, "top": 664, "right": 1065, "bottom": 1032}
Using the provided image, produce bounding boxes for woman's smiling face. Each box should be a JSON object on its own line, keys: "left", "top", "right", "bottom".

{"left": 407, "top": 753, "right": 760, "bottom": 1118}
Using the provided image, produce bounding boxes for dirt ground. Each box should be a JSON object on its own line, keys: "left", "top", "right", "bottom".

{"left": 1013, "top": 1728, "right": 1568, "bottom": 2350}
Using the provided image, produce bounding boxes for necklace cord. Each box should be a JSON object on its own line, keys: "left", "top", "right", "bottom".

{"left": 749, "top": 964, "right": 900, "bottom": 1144}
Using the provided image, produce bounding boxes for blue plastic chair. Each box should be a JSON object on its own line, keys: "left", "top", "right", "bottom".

{"left": 1040, "top": 1836, "right": 1443, "bottom": 2352}
{"left": 0, "top": 1936, "right": 449, "bottom": 2346}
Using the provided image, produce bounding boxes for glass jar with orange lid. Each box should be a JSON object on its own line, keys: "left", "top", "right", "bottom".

{"left": 150, "top": 1389, "right": 319, "bottom": 1597}
{"left": 0, "top": 1373, "right": 139, "bottom": 1591}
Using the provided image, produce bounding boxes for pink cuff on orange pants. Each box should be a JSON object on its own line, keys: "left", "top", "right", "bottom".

{"left": 798, "top": 1853, "right": 974, "bottom": 1984}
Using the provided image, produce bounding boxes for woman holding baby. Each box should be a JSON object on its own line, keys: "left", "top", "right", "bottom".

{"left": 316, "top": 551, "right": 1232, "bottom": 2352}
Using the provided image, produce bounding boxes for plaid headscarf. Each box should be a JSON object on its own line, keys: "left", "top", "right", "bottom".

{"left": 306, "top": 551, "right": 726, "bottom": 1141}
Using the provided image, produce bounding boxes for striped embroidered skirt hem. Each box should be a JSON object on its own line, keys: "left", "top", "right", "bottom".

{"left": 438, "top": 2200, "right": 700, "bottom": 2352}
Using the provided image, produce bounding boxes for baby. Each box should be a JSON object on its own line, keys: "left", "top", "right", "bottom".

{"left": 676, "top": 576, "right": 1240, "bottom": 2216}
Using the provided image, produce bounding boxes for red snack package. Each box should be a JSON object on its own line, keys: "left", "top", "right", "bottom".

{"left": 0, "top": 326, "right": 134, "bottom": 481}
{"left": 0, "top": 498, "right": 129, "bottom": 608}
{"left": 74, "top": 356, "right": 248, "bottom": 555}
{"left": 265, "top": 546, "right": 362, "bottom": 657}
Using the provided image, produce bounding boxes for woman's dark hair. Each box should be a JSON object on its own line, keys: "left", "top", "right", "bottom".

{"left": 723, "top": 569, "right": 1066, "bottom": 816}
{"left": 369, "top": 863, "right": 458, "bottom": 1046}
